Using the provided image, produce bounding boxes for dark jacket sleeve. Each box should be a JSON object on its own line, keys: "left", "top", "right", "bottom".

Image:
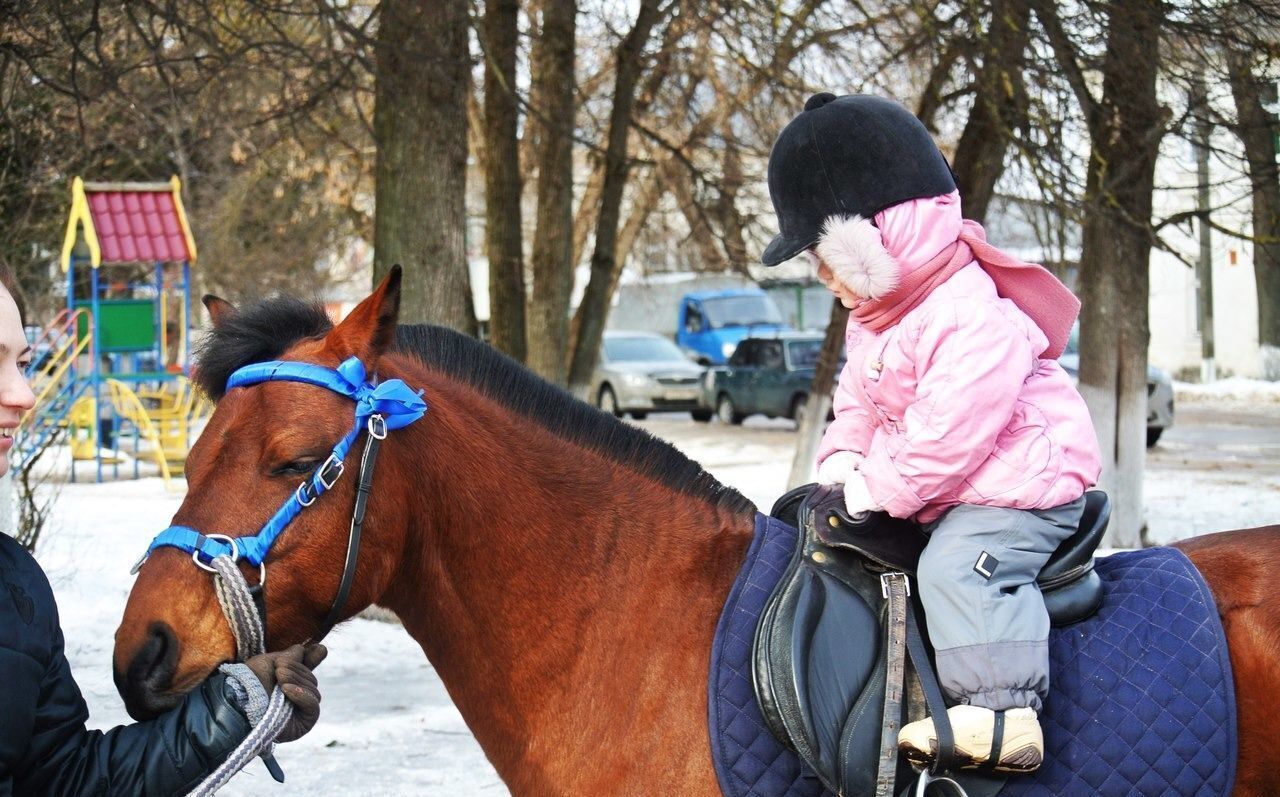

{"left": 1, "top": 536, "right": 251, "bottom": 797}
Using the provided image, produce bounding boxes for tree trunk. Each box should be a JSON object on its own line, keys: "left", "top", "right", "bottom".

{"left": 373, "top": 0, "right": 476, "bottom": 333}
{"left": 1075, "top": 0, "right": 1164, "bottom": 546}
{"left": 1226, "top": 49, "right": 1280, "bottom": 379}
{"left": 481, "top": 0, "right": 526, "bottom": 359}
{"left": 526, "top": 0, "right": 577, "bottom": 384}
{"left": 951, "top": 0, "right": 1031, "bottom": 224}
{"left": 566, "top": 0, "right": 666, "bottom": 396}
{"left": 788, "top": 299, "right": 849, "bottom": 489}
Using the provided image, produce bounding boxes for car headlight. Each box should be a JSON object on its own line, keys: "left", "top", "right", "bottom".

{"left": 622, "top": 373, "right": 649, "bottom": 387}
{"left": 721, "top": 341, "right": 736, "bottom": 358}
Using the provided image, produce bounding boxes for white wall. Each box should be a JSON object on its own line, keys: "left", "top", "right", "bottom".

{"left": 1147, "top": 99, "right": 1262, "bottom": 379}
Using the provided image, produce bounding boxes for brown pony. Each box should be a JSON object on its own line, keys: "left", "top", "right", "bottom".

{"left": 114, "top": 271, "right": 1280, "bottom": 796}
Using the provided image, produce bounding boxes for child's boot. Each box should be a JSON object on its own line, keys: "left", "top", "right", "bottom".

{"left": 898, "top": 705, "right": 1043, "bottom": 774}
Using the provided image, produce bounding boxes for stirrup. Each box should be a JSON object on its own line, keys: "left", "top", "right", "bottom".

{"left": 908, "top": 769, "right": 971, "bottom": 797}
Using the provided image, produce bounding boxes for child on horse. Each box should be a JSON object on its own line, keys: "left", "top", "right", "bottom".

{"left": 762, "top": 93, "right": 1102, "bottom": 775}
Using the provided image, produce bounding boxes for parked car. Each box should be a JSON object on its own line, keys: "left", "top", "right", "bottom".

{"left": 1058, "top": 322, "right": 1174, "bottom": 447}
{"left": 677, "top": 289, "right": 791, "bottom": 365}
{"left": 593, "top": 331, "right": 711, "bottom": 421}
{"left": 702, "top": 333, "right": 841, "bottom": 425}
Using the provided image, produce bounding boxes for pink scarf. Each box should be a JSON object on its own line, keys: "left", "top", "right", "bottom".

{"left": 851, "top": 219, "right": 1079, "bottom": 359}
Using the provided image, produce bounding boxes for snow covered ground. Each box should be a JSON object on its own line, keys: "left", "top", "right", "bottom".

{"left": 22, "top": 396, "right": 1280, "bottom": 796}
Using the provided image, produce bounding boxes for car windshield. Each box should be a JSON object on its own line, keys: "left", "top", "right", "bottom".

{"left": 702, "top": 295, "right": 784, "bottom": 328}
{"left": 604, "top": 335, "right": 687, "bottom": 362}
{"left": 786, "top": 339, "right": 829, "bottom": 368}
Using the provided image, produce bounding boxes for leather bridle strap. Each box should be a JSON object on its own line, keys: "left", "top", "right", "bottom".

{"left": 315, "top": 417, "right": 384, "bottom": 640}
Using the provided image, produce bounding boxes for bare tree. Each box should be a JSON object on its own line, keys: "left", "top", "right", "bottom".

{"left": 373, "top": 0, "right": 476, "bottom": 331}
{"left": 566, "top": 0, "right": 669, "bottom": 395}
{"left": 951, "top": 0, "right": 1032, "bottom": 223}
{"left": 1226, "top": 47, "right": 1280, "bottom": 378}
{"left": 481, "top": 0, "right": 527, "bottom": 359}
{"left": 1034, "top": 0, "right": 1167, "bottom": 545}
{"left": 526, "top": 0, "right": 576, "bottom": 383}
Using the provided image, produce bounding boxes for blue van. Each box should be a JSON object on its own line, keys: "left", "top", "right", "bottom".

{"left": 676, "top": 289, "right": 791, "bottom": 364}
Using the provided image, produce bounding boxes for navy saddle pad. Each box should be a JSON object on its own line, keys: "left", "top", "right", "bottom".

{"left": 707, "top": 514, "right": 1237, "bottom": 797}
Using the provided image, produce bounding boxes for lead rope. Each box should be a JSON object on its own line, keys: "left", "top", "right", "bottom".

{"left": 184, "top": 556, "right": 293, "bottom": 797}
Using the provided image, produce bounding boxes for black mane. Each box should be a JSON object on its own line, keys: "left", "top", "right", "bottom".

{"left": 194, "top": 297, "right": 754, "bottom": 515}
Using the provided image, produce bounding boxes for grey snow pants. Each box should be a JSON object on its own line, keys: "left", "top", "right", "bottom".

{"left": 918, "top": 496, "right": 1086, "bottom": 713}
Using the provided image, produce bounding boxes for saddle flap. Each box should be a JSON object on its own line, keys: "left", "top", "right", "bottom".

{"left": 754, "top": 484, "right": 900, "bottom": 795}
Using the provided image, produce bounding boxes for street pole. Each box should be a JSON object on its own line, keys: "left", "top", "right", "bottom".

{"left": 1192, "top": 75, "right": 1216, "bottom": 383}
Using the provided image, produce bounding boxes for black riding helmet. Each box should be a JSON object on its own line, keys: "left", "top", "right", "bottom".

{"left": 761, "top": 93, "right": 956, "bottom": 267}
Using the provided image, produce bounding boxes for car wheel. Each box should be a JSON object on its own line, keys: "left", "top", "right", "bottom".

{"left": 598, "top": 385, "right": 622, "bottom": 417}
{"left": 629, "top": 411, "right": 648, "bottom": 420}
{"left": 790, "top": 394, "right": 809, "bottom": 427}
{"left": 1147, "top": 427, "right": 1163, "bottom": 448}
{"left": 716, "top": 394, "right": 744, "bottom": 425}
{"left": 691, "top": 409, "right": 713, "bottom": 422}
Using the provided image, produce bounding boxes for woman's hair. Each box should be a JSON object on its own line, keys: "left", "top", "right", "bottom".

{"left": 0, "top": 264, "right": 28, "bottom": 326}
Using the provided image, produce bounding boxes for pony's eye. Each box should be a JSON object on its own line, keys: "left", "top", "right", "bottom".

{"left": 273, "top": 459, "right": 320, "bottom": 478}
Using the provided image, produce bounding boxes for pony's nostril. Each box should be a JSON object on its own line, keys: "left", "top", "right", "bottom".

{"left": 117, "top": 621, "right": 181, "bottom": 720}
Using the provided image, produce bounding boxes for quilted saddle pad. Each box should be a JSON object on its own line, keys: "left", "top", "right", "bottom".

{"left": 707, "top": 514, "right": 1237, "bottom": 797}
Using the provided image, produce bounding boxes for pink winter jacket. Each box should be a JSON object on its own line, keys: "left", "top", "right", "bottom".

{"left": 817, "top": 262, "right": 1102, "bottom": 524}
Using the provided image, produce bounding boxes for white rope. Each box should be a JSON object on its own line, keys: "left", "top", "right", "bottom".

{"left": 185, "top": 556, "right": 295, "bottom": 797}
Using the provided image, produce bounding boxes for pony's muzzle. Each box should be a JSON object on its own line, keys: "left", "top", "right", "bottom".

{"left": 115, "top": 620, "right": 183, "bottom": 720}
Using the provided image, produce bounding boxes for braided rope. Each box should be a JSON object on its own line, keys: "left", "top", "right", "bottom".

{"left": 185, "top": 556, "right": 295, "bottom": 797}
{"left": 211, "top": 557, "right": 265, "bottom": 658}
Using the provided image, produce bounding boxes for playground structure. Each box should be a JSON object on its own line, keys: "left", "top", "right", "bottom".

{"left": 14, "top": 177, "right": 211, "bottom": 488}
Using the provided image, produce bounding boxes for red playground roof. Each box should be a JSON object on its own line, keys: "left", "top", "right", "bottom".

{"left": 61, "top": 177, "right": 198, "bottom": 271}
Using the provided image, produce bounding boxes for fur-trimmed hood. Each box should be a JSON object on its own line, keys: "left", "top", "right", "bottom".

{"left": 814, "top": 215, "right": 900, "bottom": 300}
{"left": 814, "top": 191, "right": 965, "bottom": 301}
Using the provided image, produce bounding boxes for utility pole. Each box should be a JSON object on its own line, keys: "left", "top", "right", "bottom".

{"left": 1192, "top": 75, "right": 1216, "bottom": 382}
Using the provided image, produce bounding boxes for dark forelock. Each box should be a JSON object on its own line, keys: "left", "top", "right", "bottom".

{"left": 194, "top": 296, "right": 333, "bottom": 399}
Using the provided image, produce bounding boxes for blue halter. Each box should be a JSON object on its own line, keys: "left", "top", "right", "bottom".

{"left": 136, "top": 356, "right": 427, "bottom": 572}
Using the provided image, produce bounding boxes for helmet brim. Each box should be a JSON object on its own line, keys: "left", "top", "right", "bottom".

{"left": 761, "top": 232, "right": 816, "bottom": 267}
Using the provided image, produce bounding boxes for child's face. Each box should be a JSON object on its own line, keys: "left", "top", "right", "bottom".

{"left": 813, "top": 254, "right": 861, "bottom": 309}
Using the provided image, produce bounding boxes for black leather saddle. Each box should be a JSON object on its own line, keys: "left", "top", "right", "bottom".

{"left": 752, "top": 485, "right": 1111, "bottom": 797}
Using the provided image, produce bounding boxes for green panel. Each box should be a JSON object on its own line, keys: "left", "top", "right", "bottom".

{"left": 74, "top": 300, "right": 156, "bottom": 352}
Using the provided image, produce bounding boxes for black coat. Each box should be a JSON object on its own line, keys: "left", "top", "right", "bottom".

{"left": 0, "top": 533, "right": 251, "bottom": 796}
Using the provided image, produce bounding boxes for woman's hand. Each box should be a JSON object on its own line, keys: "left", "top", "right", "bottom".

{"left": 244, "top": 643, "right": 327, "bottom": 743}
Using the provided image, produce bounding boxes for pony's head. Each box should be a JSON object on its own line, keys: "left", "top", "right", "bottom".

{"left": 113, "top": 268, "right": 413, "bottom": 719}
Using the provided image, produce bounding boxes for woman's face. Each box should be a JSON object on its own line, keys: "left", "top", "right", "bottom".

{"left": 0, "top": 288, "right": 36, "bottom": 477}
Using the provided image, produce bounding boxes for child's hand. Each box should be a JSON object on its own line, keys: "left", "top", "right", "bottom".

{"left": 843, "top": 471, "right": 883, "bottom": 516}
{"left": 817, "top": 450, "right": 863, "bottom": 485}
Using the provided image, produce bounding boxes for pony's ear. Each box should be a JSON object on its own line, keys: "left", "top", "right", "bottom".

{"left": 203, "top": 295, "right": 235, "bottom": 327}
{"left": 328, "top": 265, "right": 402, "bottom": 363}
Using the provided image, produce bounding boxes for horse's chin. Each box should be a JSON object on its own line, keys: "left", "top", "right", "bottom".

{"left": 113, "top": 619, "right": 215, "bottom": 720}
{"left": 117, "top": 676, "right": 184, "bottom": 721}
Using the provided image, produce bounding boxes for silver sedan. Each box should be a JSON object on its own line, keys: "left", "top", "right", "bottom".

{"left": 593, "top": 331, "right": 712, "bottom": 421}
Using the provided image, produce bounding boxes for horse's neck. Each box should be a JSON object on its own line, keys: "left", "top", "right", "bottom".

{"left": 378, "top": 376, "right": 755, "bottom": 791}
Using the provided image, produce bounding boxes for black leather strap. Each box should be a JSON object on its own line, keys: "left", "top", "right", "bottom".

{"left": 905, "top": 607, "right": 956, "bottom": 774}
{"left": 315, "top": 429, "right": 381, "bottom": 640}
{"left": 976, "top": 710, "right": 1004, "bottom": 774}
{"left": 876, "top": 573, "right": 911, "bottom": 797}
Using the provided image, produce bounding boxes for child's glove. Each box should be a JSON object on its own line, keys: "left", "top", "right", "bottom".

{"left": 816, "top": 450, "right": 863, "bottom": 485}
{"left": 843, "top": 471, "right": 883, "bottom": 517}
